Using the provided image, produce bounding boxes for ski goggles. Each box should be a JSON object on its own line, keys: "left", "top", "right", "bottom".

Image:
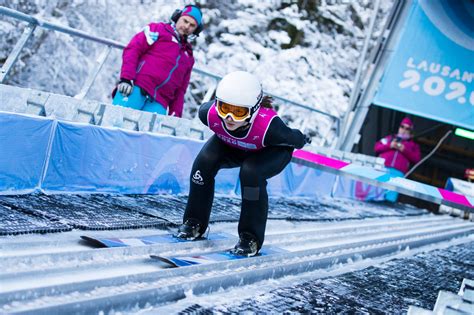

{"left": 216, "top": 100, "right": 251, "bottom": 121}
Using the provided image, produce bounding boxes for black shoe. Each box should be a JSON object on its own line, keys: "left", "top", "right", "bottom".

{"left": 176, "top": 219, "right": 203, "bottom": 240}
{"left": 230, "top": 232, "right": 259, "bottom": 257}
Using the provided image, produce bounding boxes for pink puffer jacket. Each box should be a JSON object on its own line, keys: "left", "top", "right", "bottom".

{"left": 374, "top": 135, "right": 421, "bottom": 174}
{"left": 120, "top": 22, "right": 194, "bottom": 117}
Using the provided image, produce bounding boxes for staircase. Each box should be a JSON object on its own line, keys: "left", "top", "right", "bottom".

{"left": 408, "top": 279, "right": 474, "bottom": 315}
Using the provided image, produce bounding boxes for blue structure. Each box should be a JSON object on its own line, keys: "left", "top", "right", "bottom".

{"left": 374, "top": 0, "right": 474, "bottom": 130}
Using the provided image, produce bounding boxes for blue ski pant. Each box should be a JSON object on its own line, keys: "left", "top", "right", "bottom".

{"left": 112, "top": 85, "right": 167, "bottom": 115}
{"left": 384, "top": 167, "right": 404, "bottom": 202}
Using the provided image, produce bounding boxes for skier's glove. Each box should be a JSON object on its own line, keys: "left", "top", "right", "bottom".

{"left": 117, "top": 79, "right": 133, "bottom": 96}
{"left": 303, "top": 134, "right": 312, "bottom": 145}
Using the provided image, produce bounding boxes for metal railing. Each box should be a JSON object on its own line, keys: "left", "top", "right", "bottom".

{"left": 336, "top": 0, "right": 405, "bottom": 150}
{"left": 0, "top": 6, "right": 341, "bottom": 146}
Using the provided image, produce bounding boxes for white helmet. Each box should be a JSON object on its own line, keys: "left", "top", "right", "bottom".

{"left": 215, "top": 71, "right": 263, "bottom": 122}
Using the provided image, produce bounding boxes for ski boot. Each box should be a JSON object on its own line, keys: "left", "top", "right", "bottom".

{"left": 175, "top": 219, "right": 204, "bottom": 240}
{"left": 230, "top": 232, "right": 258, "bottom": 257}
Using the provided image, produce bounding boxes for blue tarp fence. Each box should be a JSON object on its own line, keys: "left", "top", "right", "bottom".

{"left": 0, "top": 111, "right": 383, "bottom": 200}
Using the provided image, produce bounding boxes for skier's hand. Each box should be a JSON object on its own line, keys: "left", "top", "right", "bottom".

{"left": 117, "top": 80, "right": 133, "bottom": 96}
{"left": 303, "top": 134, "right": 312, "bottom": 145}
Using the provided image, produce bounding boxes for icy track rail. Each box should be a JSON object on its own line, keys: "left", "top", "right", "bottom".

{"left": 0, "top": 215, "right": 473, "bottom": 314}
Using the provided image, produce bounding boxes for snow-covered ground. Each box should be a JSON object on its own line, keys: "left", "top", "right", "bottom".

{"left": 154, "top": 237, "right": 474, "bottom": 314}
{"left": 1, "top": 193, "right": 473, "bottom": 313}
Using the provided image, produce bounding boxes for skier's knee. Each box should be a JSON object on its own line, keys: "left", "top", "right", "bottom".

{"left": 239, "top": 164, "right": 260, "bottom": 185}
{"left": 192, "top": 154, "right": 219, "bottom": 178}
{"left": 195, "top": 150, "right": 217, "bottom": 165}
{"left": 242, "top": 186, "right": 260, "bottom": 201}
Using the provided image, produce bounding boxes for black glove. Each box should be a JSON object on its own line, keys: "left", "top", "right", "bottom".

{"left": 117, "top": 79, "right": 133, "bottom": 96}
{"left": 304, "top": 134, "right": 312, "bottom": 145}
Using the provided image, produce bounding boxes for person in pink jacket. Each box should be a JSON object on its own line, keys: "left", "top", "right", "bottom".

{"left": 112, "top": 5, "right": 203, "bottom": 117}
{"left": 374, "top": 117, "right": 421, "bottom": 202}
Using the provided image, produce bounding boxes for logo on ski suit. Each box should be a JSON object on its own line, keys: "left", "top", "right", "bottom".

{"left": 192, "top": 170, "right": 204, "bottom": 185}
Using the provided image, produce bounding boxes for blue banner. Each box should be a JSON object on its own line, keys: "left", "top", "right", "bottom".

{"left": 333, "top": 177, "right": 385, "bottom": 202}
{"left": 0, "top": 112, "right": 388, "bottom": 201}
{"left": 0, "top": 112, "right": 53, "bottom": 193}
{"left": 42, "top": 121, "right": 207, "bottom": 194}
{"left": 374, "top": 0, "right": 473, "bottom": 130}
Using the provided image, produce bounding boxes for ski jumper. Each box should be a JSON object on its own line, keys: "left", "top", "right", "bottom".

{"left": 183, "top": 101, "right": 306, "bottom": 249}
{"left": 114, "top": 22, "right": 194, "bottom": 117}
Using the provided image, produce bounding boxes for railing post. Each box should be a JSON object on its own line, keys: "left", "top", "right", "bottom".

{"left": 202, "top": 80, "right": 218, "bottom": 103}
{"left": 336, "top": 0, "right": 381, "bottom": 150}
{"left": 74, "top": 46, "right": 112, "bottom": 100}
{"left": 332, "top": 116, "right": 341, "bottom": 148}
{"left": 0, "top": 23, "right": 36, "bottom": 83}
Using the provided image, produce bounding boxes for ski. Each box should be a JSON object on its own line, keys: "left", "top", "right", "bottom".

{"left": 150, "top": 245, "right": 287, "bottom": 268}
{"left": 80, "top": 232, "right": 232, "bottom": 248}
{"left": 292, "top": 149, "right": 474, "bottom": 211}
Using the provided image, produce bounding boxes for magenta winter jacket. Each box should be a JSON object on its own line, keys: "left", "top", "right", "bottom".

{"left": 120, "top": 22, "right": 194, "bottom": 117}
{"left": 374, "top": 135, "right": 421, "bottom": 174}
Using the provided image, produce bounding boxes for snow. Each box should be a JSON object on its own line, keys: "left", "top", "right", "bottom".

{"left": 147, "top": 235, "right": 474, "bottom": 314}
{"left": 0, "top": 192, "right": 473, "bottom": 313}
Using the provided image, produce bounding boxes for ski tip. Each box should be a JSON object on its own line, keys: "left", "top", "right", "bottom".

{"left": 150, "top": 255, "right": 179, "bottom": 268}
{"left": 80, "top": 235, "right": 107, "bottom": 248}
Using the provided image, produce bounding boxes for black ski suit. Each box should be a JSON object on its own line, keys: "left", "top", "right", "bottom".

{"left": 183, "top": 101, "right": 306, "bottom": 249}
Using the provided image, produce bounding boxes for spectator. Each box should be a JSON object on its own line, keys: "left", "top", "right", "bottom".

{"left": 174, "top": 71, "right": 311, "bottom": 256}
{"left": 374, "top": 117, "right": 421, "bottom": 202}
{"left": 112, "top": 5, "right": 203, "bottom": 117}
{"left": 465, "top": 168, "right": 474, "bottom": 182}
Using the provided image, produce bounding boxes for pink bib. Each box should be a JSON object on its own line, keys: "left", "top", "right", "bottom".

{"left": 207, "top": 103, "right": 277, "bottom": 151}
